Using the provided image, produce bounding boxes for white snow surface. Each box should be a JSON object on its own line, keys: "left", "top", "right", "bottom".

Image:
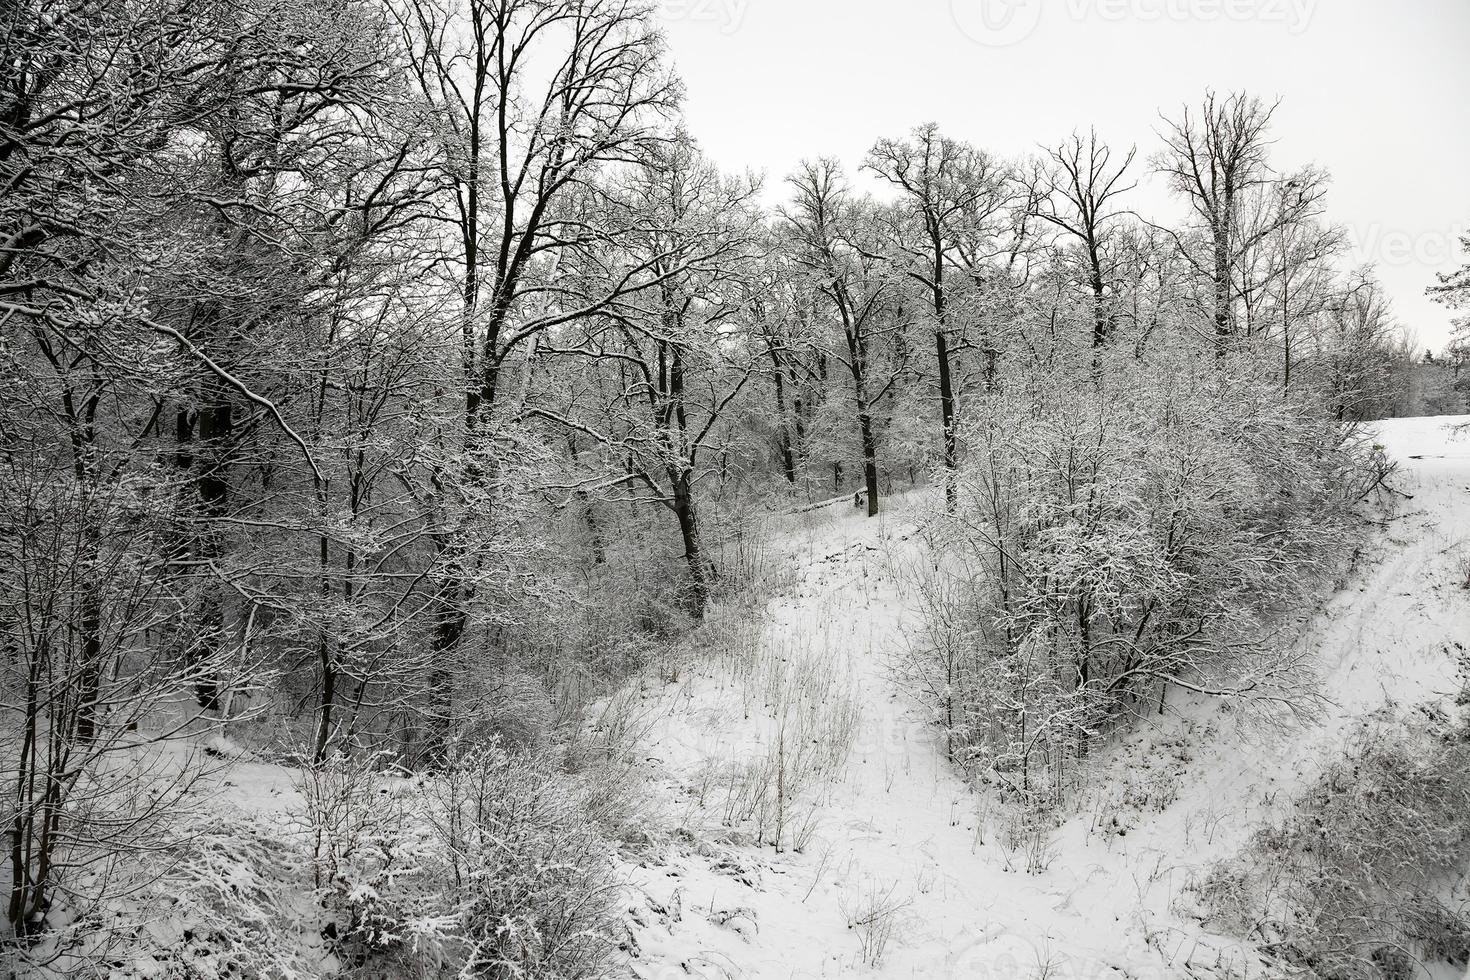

{"left": 616, "top": 415, "right": 1470, "bottom": 980}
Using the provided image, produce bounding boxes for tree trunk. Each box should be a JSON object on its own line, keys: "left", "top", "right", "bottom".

{"left": 578, "top": 489, "right": 606, "bottom": 565}
{"left": 1213, "top": 208, "right": 1233, "bottom": 355}
{"left": 858, "top": 410, "right": 880, "bottom": 518}
{"left": 935, "top": 327, "right": 958, "bottom": 511}
{"left": 1089, "top": 262, "right": 1108, "bottom": 348}
{"left": 425, "top": 593, "right": 466, "bottom": 764}
{"left": 771, "top": 356, "right": 797, "bottom": 484}
{"left": 842, "top": 302, "right": 881, "bottom": 518}
{"left": 792, "top": 389, "right": 807, "bottom": 458}
{"left": 73, "top": 588, "right": 102, "bottom": 744}
{"left": 189, "top": 393, "right": 230, "bottom": 713}
{"left": 313, "top": 532, "right": 335, "bottom": 764}
{"left": 932, "top": 254, "right": 959, "bottom": 512}
{"left": 670, "top": 472, "right": 709, "bottom": 618}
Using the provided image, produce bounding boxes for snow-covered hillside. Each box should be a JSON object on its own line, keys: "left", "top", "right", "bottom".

{"left": 616, "top": 415, "right": 1470, "bottom": 979}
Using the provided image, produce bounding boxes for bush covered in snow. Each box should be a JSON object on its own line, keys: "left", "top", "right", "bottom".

{"left": 296, "top": 743, "right": 626, "bottom": 979}
{"left": 425, "top": 744, "right": 623, "bottom": 980}
{"left": 5, "top": 746, "right": 626, "bottom": 980}
{"left": 1197, "top": 705, "right": 1470, "bottom": 979}
{"left": 905, "top": 346, "right": 1375, "bottom": 807}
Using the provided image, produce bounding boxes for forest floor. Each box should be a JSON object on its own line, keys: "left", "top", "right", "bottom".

{"left": 617, "top": 414, "right": 1470, "bottom": 980}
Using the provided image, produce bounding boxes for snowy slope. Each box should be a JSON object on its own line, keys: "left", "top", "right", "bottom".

{"left": 618, "top": 415, "right": 1470, "bottom": 980}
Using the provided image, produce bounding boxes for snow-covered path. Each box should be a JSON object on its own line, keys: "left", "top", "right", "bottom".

{"left": 623, "top": 500, "right": 1045, "bottom": 980}
{"left": 622, "top": 416, "right": 1470, "bottom": 980}
{"left": 622, "top": 495, "right": 1205, "bottom": 979}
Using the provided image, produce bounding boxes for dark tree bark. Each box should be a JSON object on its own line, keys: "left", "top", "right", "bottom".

{"left": 669, "top": 471, "right": 710, "bottom": 617}
{"left": 934, "top": 321, "right": 958, "bottom": 509}
{"left": 770, "top": 348, "right": 798, "bottom": 484}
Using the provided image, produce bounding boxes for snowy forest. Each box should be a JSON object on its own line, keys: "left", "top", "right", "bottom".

{"left": 4, "top": 1, "right": 1470, "bottom": 978}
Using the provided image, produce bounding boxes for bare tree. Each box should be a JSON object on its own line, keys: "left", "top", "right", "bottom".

{"left": 1429, "top": 231, "right": 1470, "bottom": 373}
{"left": 534, "top": 137, "right": 762, "bottom": 617}
{"left": 1240, "top": 179, "right": 1344, "bottom": 387}
{"left": 1031, "top": 129, "right": 1137, "bottom": 349}
{"left": 742, "top": 249, "right": 813, "bottom": 487}
{"left": 392, "top": 0, "right": 679, "bottom": 431}
{"left": 384, "top": 0, "right": 683, "bottom": 753}
{"left": 1156, "top": 91, "right": 1329, "bottom": 355}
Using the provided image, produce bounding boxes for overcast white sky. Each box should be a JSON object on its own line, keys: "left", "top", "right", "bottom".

{"left": 655, "top": 0, "right": 1470, "bottom": 351}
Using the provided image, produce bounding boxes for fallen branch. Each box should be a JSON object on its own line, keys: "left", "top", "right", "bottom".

{"left": 1352, "top": 458, "right": 1412, "bottom": 502}
{"left": 788, "top": 492, "right": 861, "bottom": 515}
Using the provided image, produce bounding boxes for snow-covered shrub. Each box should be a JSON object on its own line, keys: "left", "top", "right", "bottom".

{"left": 705, "top": 506, "right": 785, "bottom": 605}
{"left": 0, "top": 464, "right": 249, "bottom": 953}
{"left": 997, "top": 805, "right": 1060, "bottom": 875}
{"left": 563, "top": 685, "right": 662, "bottom": 844}
{"left": 424, "top": 743, "right": 622, "bottom": 980}
{"left": 296, "top": 754, "right": 447, "bottom": 974}
{"left": 1197, "top": 706, "right": 1470, "bottom": 978}
{"left": 914, "top": 346, "right": 1371, "bottom": 806}
{"left": 119, "top": 815, "right": 323, "bottom": 980}
{"left": 528, "top": 520, "right": 696, "bottom": 722}
{"left": 838, "top": 876, "right": 912, "bottom": 968}
{"left": 292, "top": 743, "right": 627, "bottom": 980}
{"left": 895, "top": 563, "right": 978, "bottom": 768}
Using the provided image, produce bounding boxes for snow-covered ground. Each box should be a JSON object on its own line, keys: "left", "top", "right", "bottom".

{"left": 109, "top": 416, "right": 1466, "bottom": 979}
{"left": 618, "top": 415, "right": 1470, "bottom": 980}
